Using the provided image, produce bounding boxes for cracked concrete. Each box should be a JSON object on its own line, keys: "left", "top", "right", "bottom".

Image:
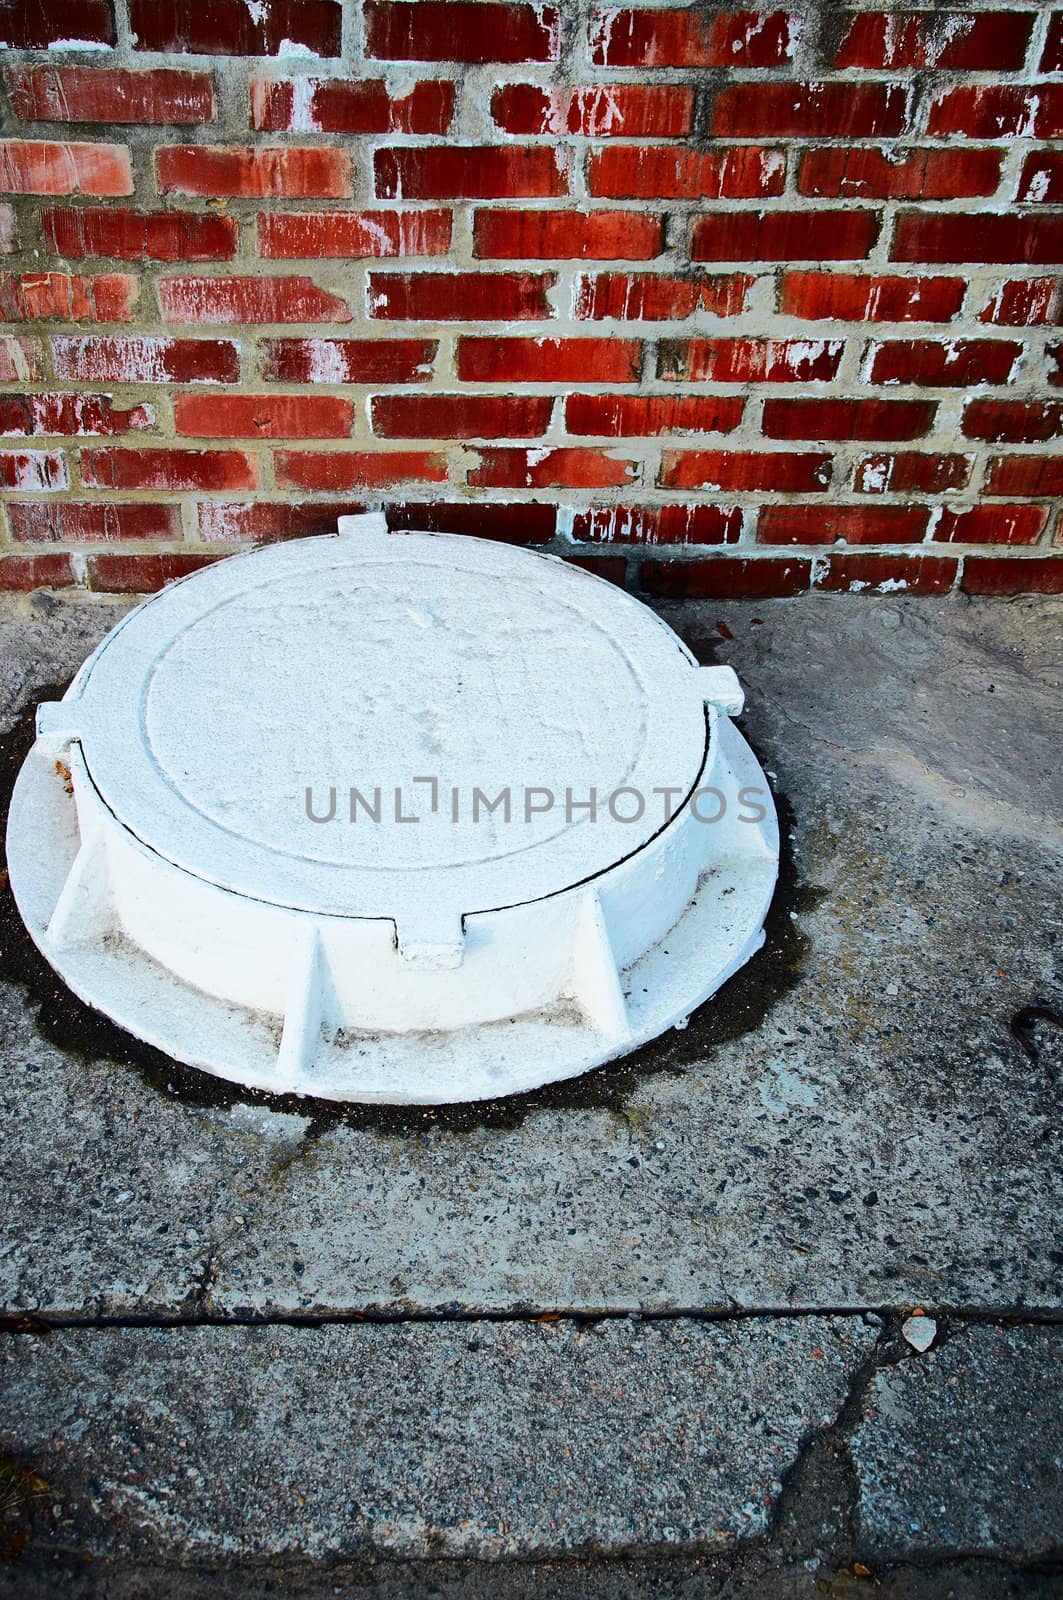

{"left": 0, "top": 589, "right": 1059, "bottom": 1594}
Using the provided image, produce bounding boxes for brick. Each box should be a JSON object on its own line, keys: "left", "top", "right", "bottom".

{"left": 962, "top": 556, "right": 1063, "bottom": 595}
{"left": 927, "top": 85, "right": 1061, "bottom": 139}
{"left": 491, "top": 84, "right": 692, "bottom": 137}
{"left": 0, "top": 393, "right": 152, "bottom": 435}
{"left": 369, "top": 272, "right": 552, "bottom": 322}
{"left": 52, "top": 334, "right": 237, "bottom": 383}
{"left": 571, "top": 505, "right": 741, "bottom": 545}
{"left": 158, "top": 276, "right": 350, "bottom": 323}
{"left": 0, "top": 140, "right": 131, "bottom": 196}
{"left": 372, "top": 395, "right": 551, "bottom": 438}
{"left": 0, "top": 272, "right": 135, "bottom": 321}
{"left": 659, "top": 337, "right": 842, "bottom": 383}
{"left": 88, "top": 552, "right": 223, "bottom": 593}
{"left": 263, "top": 337, "right": 436, "bottom": 383}
{"left": 0, "top": 450, "right": 67, "bottom": 490}
{"left": 834, "top": 11, "right": 1035, "bottom": 70}
{"left": 763, "top": 398, "right": 935, "bottom": 441}
{"left": 979, "top": 279, "right": 1059, "bottom": 326}
{"left": 365, "top": 2, "right": 559, "bottom": 62}
{"left": 713, "top": 83, "right": 905, "bottom": 138}
{"left": 43, "top": 207, "right": 237, "bottom": 262}
{"left": 935, "top": 504, "right": 1046, "bottom": 545}
{"left": 587, "top": 145, "right": 784, "bottom": 201}
{"left": 82, "top": 447, "right": 256, "bottom": 490}
{"left": 893, "top": 213, "right": 1063, "bottom": 267}
{"left": 985, "top": 455, "right": 1063, "bottom": 496}
{"left": 275, "top": 450, "right": 447, "bottom": 489}
{"left": 590, "top": 9, "right": 795, "bottom": 67}
{"left": 961, "top": 400, "right": 1062, "bottom": 442}
{"left": 7, "top": 502, "right": 181, "bottom": 542}
{"left": 640, "top": 556, "right": 811, "bottom": 599}
{"left": 1043, "top": 13, "right": 1063, "bottom": 71}
{"left": 0, "top": 336, "right": 40, "bottom": 380}
{"left": 868, "top": 339, "right": 1021, "bottom": 386}
{"left": 691, "top": 211, "right": 879, "bottom": 263}
{"left": 780, "top": 271, "right": 965, "bottom": 323}
{"left": 376, "top": 147, "right": 565, "bottom": 200}
{"left": 662, "top": 450, "right": 831, "bottom": 492}
{"left": 758, "top": 503, "right": 929, "bottom": 544}
{"left": 199, "top": 501, "right": 371, "bottom": 542}
{"left": 6, "top": 67, "right": 213, "bottom": 124}
{"left": 1017, "top": 154, "right": 1063, "bottom": 206}
{"left": 468, "top": 447, "right": 637, "bottom": 489}
{"left": 387, "top": 502, "right": 556, "bottom": 543}
{"left": 251, "top": 77, "right": 453, "bottom": 135}
{"left": 815, "top": 552, "right": 957, "bottom": 594}
{"left": 474, "top": 209, "right": 662, "bottom": 260}
{"left": 157, "top": 145, "right": 351, "bottom": 199}
{"left": 565, "top": 394, "right": 743, "bottom": 436}
{"left": 854, "top": 452, "right": 970, "bottom": 494}
{"left": 129, "top": 0, "right": 341, "bottom": 56}
{"left": 457, "top": 335, "right": 640, "bottom": 383}
{"left": 174, "top": 394, "right": 354, "bottom": 439}
{"left": 798, "top": 147, "right": 1002, "bottom": 201}
{"left": 259, "top": 211, "right": 451, "bottom": 259}
{"left": 0, "top": 553, "right": 74, "bottom": 591}
{"left": 566, "top": 554, "right": 627, "bottom": 586}
{"left": 0, "top": 0, "right": 114, "bottom": 49}
{"left": 575, "top": 272, "right": 752, "bottom": 320}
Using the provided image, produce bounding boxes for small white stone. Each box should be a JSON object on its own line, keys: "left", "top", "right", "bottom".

{"left": 902, "top": 1314, "right": 937, "bottom": 1353}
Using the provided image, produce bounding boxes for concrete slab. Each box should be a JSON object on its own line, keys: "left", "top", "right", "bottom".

{"left": 0, "top": 592, "right": 1059, "bottom": 1319}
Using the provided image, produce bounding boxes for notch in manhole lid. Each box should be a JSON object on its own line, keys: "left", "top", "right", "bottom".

{"left": 7, "top": 515, "right": 779, "bottom": 1104}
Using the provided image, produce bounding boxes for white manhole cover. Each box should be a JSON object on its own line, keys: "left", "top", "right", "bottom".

{"left": 7, "top": 515, "right": 779, "bottom": 1103}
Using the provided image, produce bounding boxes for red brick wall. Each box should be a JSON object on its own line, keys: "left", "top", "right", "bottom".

{"left": 0, "top": 1, "right": 1060, "bottom": 599}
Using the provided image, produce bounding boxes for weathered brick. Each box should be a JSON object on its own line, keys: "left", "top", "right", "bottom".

{"left": 961, "top": 400, "right": 1062, "bottom": 442}
{"left": 263, "top": 337, "right": 436, "bottom": 383}
{"left": 691, "top": 211, "right": 879, "bottom": 262}
{"left": 985, "top": 454, "right": 1063, "bottom": 496}
{"left": 7, "top": 66, "right": 213, "bottom": 124}
{"left": 158, "top": 276, "right": 350, "bottom": 323}
{"left": 927, "top": 85, "right": 1061, "bottom": 139}
{"left": 834, "top": 11, "right": 1035, "bottom": 69}
{"left": 376, "top": 147, "right": 566, "bottom": 200}
{"left": 0, "top": 271, "right": 135, "bottom": 321}
{"left": 758, "top": 503, "right": 929, "bottom": 544}
{"left": 474, "top": 209, "right": 662, "bottom": 260}
{"left": 8, "top": 502, "right": 180, "bottom": 542}
{"left": 590, "top": 9, "right": 795, "bottom": 67}
{"left": 854, "top": 452, "right": 970, "bottom": 494}
{"left": 0, "top": 140, "right": 131, "bottom": 196}
{"left": 0, "top": 0, "right": 114, "bottom": 50}
{"left": 174, "top": 395, "right": 353, "bottom": 438}
{"left": 978, "top": 279, "right": 1059, "bottom": 326}
{"left": 780, "top": 271, "right": 964, "bottom": 322}
{"left": 52, "top": 334, "right": 238, "bottom": 383}
{"left": 575, "top": 273, "right": 752, "bottom": 320}
{"left": 588, "top": 146, "right": 784, "bottom": 200}
{"left": 565, "top": 554, "right": 627, "bottom": 585}
{"left": 0, "top": 553, "right": 74, "bottom": 590}
{"left": 369, "top": 272, "right": 553, "bottom": 322}
{"left": 365, "top": 2, "right": 559, "bottom": 62}
{"left": 43, "top": 207, "right": 237, "bottom": 261}
{"left": 892, "top": 213, "right": 1063, "bottom": 265}
{"left": 457, "top": 336, "right": 640, "bottom": 384}
{"left": 935, "top": 504, "right": 1046, "bottom": 544}
{"left": 157, "top": 146, "right": 351, "bottom": 199}
{"left": 0, "top": 450, "right": 67, "bottom": 490}
{"left": 199, "top": 502, "right": 369, "bottom": 542}
{"left": 0, "top": 392, "right": 152, "bottom": 435}
{"left": 491, "top": 84, "right": 692, "bottom": 137}
{"left": 565, "top": 394, "right": 743, "bottom": 436}
{"left": 763, "top": 398, "right": 936, "bottom": 440}
{"left": 962, "top": 555, "right": 1063, "bottom": 594}
{"left": 659, "top": 338, "right": 843, "bottom": 383}
{"left": 387, "top": 502, "right": 556, "bottom": 543}
{"left": 0, "top": 336, "right": 41, "bottom": 380}
{"left": 571, "top": 505, "right": 741, "bottom": 544}
{"left": 130, "top": 0, "right": 341, "bottom": 56}
{"left": 82, "top": 447, "right": 256, "bottom": 490}
{"left": 88, "top": 552, "right": 223, "bottom": 593}
{"left": 1017, "top": 154, "right": 1063, "bottom": 205}
{"left": 868, "top": 339, "right": 1022, "bottom": 386}
{"left": 713, "top": 83, "right": 905, "bottom": 137}
{"left": 274, "top": 450, "right": 448, "bottom": 489}
{"left": 640, "top": 556, "right": 811, "bottom": 598}
{"left": 1042, "top": 13, "right": 1063, "bottom": 71}
{"left": 372, "top": 395, "right": 552, "bottom": 438}
{"left": 260, "top": 212, "right": 451, "bottom": 259}
{"left": 798, "top": 147, "right": 1002, "bottom": 200}
{"left": 469, "top": 447, "right": 637, "bottom": 489}
{"left": 815, "top": 552, "right": 957, "bottom": 594}
{"left": 662, "top": 450, "right": 831, "bottom": 492}
{"left": 251, "top": 78, "right": 453, "bottom": 134}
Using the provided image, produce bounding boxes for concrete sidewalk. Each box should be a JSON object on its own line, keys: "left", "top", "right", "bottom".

{"left": 0, "top": 589, "right": 1059, "bottom": 1597}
